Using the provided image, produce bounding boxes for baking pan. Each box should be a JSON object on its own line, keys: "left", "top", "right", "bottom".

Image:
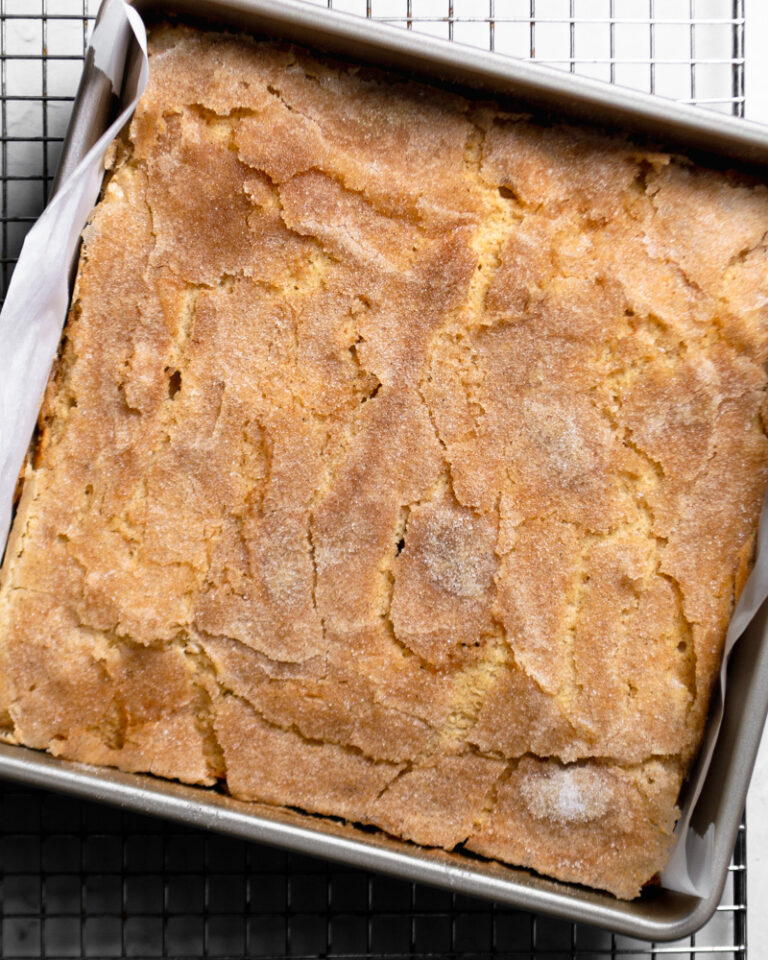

{"left": 2, "top": 0, "right": 768, "bottom": 941}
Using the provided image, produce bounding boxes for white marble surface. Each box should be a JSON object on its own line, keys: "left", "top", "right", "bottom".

{"left": 745, "top": 3, "right": 768, "bottom": 945}
{"left": 747, "top": 731, "right": 768, "bottom": 948}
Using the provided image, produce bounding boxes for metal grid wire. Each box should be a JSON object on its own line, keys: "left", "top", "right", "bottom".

{"left": 0, "top": 782, "right": 749, "bottom": 959}
{"left": 0, "top": 1, "right": 751, "bottom": 957}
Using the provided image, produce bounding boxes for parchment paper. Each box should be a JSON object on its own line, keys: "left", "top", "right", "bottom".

{"left": 661, "top": 499, "right": 768, "bottom": 895}
{"left": 0, "top": 0, "right": 147, "bottom": 548}
{"left": 0, "top": 0, "right": 764, "bottom": 900}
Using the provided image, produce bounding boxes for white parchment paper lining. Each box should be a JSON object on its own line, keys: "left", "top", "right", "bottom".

{"left": 0, "top": 0, "right": 147, "bottom": 543}
{"left": 0, "top": 0, "right": 764, "bottom": 899}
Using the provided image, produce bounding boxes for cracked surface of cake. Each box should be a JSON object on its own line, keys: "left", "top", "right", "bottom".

{"left": 1, "top": 23, "right": 768, "bottom": 899}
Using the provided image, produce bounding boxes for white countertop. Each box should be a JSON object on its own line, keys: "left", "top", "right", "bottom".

{"left": 744, "top": 3, "right": 768, "bottom": 947}
{"left": 747, "top": 732, "right": 768, "bottom": 946}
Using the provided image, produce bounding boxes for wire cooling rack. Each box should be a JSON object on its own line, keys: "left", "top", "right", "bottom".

{"left": 0, "top": 1, "right": 752, "bottom": 958}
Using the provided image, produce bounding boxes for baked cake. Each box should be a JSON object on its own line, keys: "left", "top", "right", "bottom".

{"left": 2, "top": 23, "right": 768, "bottom": 899}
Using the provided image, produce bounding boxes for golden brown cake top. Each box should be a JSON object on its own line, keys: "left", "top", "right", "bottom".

{"left": 1, "top": 24, "right": 768, "bottom": 899}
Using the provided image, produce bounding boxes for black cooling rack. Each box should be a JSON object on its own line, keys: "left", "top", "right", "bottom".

{"left": 0, "top": 781, "right": 748, "bottom": 959}
{"left": 0, "top": 1, "right": 750, "bottom": 957}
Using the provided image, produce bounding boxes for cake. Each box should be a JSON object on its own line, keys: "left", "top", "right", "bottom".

{"left": 1, "top": 23, "right": 768, "bottom": 899}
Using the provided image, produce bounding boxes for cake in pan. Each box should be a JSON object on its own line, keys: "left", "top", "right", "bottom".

{"left": 1, "top": 24, "right": 768, "bottom": 899}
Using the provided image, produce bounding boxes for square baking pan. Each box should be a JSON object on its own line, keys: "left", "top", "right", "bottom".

{"left": 3, "top": 0, "right": 768, "bottom": 942}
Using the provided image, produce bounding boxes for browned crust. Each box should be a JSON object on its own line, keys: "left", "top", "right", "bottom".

{"left": 1, "top": 24, "right": 768, "bottom": 900}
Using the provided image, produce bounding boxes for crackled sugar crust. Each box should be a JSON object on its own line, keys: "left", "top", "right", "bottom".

{"left": 1, "top": 25, "right": 768, "bottom": 900}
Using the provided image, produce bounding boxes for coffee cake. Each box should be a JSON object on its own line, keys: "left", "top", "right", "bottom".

{"left": 1, "top": 24, "right": 768, "bottom": 898}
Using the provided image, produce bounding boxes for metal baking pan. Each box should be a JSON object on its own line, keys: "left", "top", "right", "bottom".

{"left": 3, "top": 0, "right": 768, "bottom": 941}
